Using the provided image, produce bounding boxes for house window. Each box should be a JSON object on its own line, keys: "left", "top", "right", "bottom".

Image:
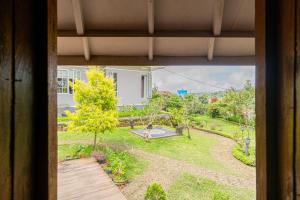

{"left": 57, "top": 70, "right": 68, "bottom": 94}
{"left": 141, "top": 75, "right": 145, "bottom": 98}
{"left": 113, "top": 73, "right": 118, "bottom": 96}
{"left": 57, "top": 69, "right": 81, "bottom": 94}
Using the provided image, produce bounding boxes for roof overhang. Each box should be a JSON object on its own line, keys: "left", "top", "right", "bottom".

{"left": 57, "top": 0, "right": 255, "bottom": 66}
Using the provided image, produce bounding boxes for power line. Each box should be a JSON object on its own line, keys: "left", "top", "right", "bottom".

{"left": 162, "top": 68, "right": 228, "bottom": 90}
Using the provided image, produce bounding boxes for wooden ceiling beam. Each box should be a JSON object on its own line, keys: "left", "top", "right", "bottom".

{"left": 148, "top": 37, "right": 154, "bottom": 60}
{"left": 82, "top": 37, "right": 90, "bottom": 60}
{"left": 207, "top": 38, "right": 215, "bottom": 61}
{"left": 71, "top": 0, "right": 90, "bottom": 61}
{"left": 57, "top": 30, "right": 254, "bottom": 38}
{"left": 148, "top": 0, "right": 155, "bottom": 60}
{"left": 58, "top": 55, "right": 255, "bottom": 66}
{"left": 148, "top": 0, "right": 154, "bottom": 34}
{"left": 71, "top": 0, "right": 85, "bottom": 34}
{"left": 208, "top": 0, "right": 225, "bottom": 61}
{"left": 212, "top": 0, "right": 224, "bottom": 36}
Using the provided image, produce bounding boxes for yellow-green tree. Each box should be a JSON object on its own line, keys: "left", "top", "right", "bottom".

{"left": 66, "top": 68, "right": 118, "bottom": 149}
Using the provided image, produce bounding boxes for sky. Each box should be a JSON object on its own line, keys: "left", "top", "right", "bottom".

{"left": 152, "top": 66, "right": 255, "bottom": 94}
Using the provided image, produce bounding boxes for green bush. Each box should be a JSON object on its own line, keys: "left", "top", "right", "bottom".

{"left": 118, "top": 106, "right": 148, "bottom": 117}
{"left": 208, "top": 103, "right": 221, "bottom": 118}
{"left": 104, "top": 148, "right": 128, "bottom": 182}
{"left": 145, "top": 183, "right": 167, "bottom": 200}
{"left": 58, "top": 144, "right": 94, "bottom": 160}
{"left": 232, "top": 144, "right": 255, "bottom": 167}
{"left": 166, "top": 95, "right": 183, "bottom": 110}
{"left": 213, "top": 191, "right": 230, "bottom": 200}
{"left": 103, "top": 147, "right": 148, "bottom": 182}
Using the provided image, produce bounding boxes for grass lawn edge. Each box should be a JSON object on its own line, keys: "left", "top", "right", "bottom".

{"left": 192, "top": 126, "right": 256, "bottom": 167}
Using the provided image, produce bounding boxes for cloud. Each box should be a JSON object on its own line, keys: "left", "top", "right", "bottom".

{"left": 152, "top": 66, "right": 255, "bottom": 93}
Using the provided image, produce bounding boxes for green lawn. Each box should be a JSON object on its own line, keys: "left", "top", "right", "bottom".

{"left": 191, "top": 115, "right": 255, "bottom": 139}
{"left": 59, "top": 127, "right": 240, "bottom": 176}
{"left": 191, "top": 115, "right": 256, "bottom": 166}
{"left": 168, "top": 173, "right": 255, "bottom": 200}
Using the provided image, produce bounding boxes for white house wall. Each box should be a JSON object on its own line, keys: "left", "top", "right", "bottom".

{"left": 57, "top": 66, "right": 152, "bottom": 115}
{"left": 105, "top": 67, "right": 152, "bottom": 106}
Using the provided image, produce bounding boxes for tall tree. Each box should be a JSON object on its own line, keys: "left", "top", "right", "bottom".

{"left": 66, "top": 68, "right": 118, "bottom": 149}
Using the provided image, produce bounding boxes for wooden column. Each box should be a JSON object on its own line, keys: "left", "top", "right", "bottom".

{"left": 0, "top": 0, "right": 13, "bottom": 199}
{"left": 296, "top": 0, "right": 300, "bottom": 198}
{"left": 256, "top": 0, "right": 297, "bottom": 199}
{"left": 0, "top": 0, "right": 57, "bottom": 199}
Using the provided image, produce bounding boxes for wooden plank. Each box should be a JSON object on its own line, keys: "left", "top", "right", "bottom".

{"left": 57, "top": 55, "right": 255, "bottom": 66}
{"left": 57, "top": 30, "right": 255, "bottom": 38}
{"left": 0, "top": 0, "right": 13, "bottom": 199}
{"left": 58, "top": 159, "right": 126, "bottom": 200}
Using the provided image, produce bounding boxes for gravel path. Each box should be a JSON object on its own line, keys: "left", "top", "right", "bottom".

{"left": 199, "top": 129, "right": 256, "bottom": 181}
{"left": 122, "top": 145, "right": 255, "bottom": 200}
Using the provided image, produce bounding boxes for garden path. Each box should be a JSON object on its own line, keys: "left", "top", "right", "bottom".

{"left": 195, "top": 128, "right": 255, "bottom": 181}
{"left": 122, "top": 145, "right": 255, "bottom": 200}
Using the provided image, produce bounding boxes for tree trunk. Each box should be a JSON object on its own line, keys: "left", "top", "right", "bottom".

{"left": 93, "top": 132, "right": 98, "bottom": 150}
{"left": 187, "top": 126, "right": 191, "bottom": 139}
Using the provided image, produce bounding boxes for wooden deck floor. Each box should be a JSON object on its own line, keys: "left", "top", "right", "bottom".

{"left": 58, "top": 158, "right": 127, "bottom": 200}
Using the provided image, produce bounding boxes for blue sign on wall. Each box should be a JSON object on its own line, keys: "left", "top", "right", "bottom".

{"left": 177, "top": 89, "right": 188, "bottom": 96}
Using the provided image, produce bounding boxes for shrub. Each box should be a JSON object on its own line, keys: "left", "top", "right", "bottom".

{"left": 71, "top": 144, "right": 93, "bottom": 158}
{"left": 196, "top": 121, "right": 205, "bottom": 128}
{"left": 208, "top": 103, "right": 221, "bottom": 118}
{"left": 232, "top": 144, "right": 255, "bottom": 167}
{"left": 167, "top": 107, "right": 184, "bottom": 128}
{"left": 61, "top": 144, "right": 94, "bottom": 160}
{"left": 119, "top": 106, "right": 148, "bottom": 118}
{"left": 104, "top": 149, "right": 128, "bottom": 182}
{"left": 165, "top": 94, "right": 183, "bottom": 110}
{"left": 145, "top": 183, "right": 167, "bottom": 200}
{"left": 213, "top": 191, "right": 230, "bottom": 200}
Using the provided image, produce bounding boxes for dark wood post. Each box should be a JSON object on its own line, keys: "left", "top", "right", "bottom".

{"left": 256, "top": 0, "right": 298, "bottom": 199}
{"left": 0, "top": 0, "right": 57, "bottom": 199}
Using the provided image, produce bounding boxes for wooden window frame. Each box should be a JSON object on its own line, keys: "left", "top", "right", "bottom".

{"left": 141, "top": 75, "right": 145, "bottom": 98}
{"left": 0, "top": 0, "right": 299, "bottom": 199}
{"left": 57, "top": 69, "right": 81, "bottom": 94}
{"left": 113, "top": 72, "right": 118, "bottom": 96}
{"left": 57, "top": 69, "right": 68, "bottom": 94}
